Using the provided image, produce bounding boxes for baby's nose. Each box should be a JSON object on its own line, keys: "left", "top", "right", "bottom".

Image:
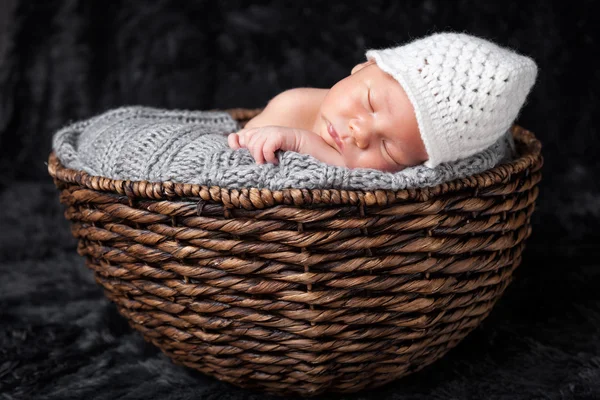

{"left": 349, "top": 119, "right": 370, "bottom": 149}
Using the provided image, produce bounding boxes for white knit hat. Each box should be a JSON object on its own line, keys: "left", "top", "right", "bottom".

{"left": 365, "top": 32, "right": 538, "bottom": 168}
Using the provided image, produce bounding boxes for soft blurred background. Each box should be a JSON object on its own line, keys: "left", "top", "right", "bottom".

{"left": 1, "top": 1, "right": 598, "bottom": 399}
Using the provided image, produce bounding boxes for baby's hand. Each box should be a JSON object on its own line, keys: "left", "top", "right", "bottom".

{"left": 228, "top": 126, "right": 300, "bottom": 165}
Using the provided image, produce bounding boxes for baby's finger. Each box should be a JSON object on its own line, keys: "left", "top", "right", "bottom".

{"left": 228, "top": 133, "right": 240, "bottom": 149}
{"left": 250, "top": 135, "right": 278, "bottom": 165}
{"left": 237, "top": 129, "right": 249, "bottom": 146}
{"left": 248, "top": 134, "right": 267, "bottom": 164}
{"left": 238, "top": 128, "right": 258, "bottom": 146}
{"left": 264, "top": 150, "right": 278, "bottom": 165}
{"left": 251, "top": 147, "right": 265, "bottom": 164}
{"left": 263, "top": 145, "right": 279, "bottom": 165}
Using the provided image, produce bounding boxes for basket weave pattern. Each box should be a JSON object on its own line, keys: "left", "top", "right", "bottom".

{"left": 49, "top": 109, "right": 543, "bottom": 396}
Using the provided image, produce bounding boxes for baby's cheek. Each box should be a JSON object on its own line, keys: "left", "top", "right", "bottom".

{"left": 351, "top": 151, "right": 392, "bottom": 171}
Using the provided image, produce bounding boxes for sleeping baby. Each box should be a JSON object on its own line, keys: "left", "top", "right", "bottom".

{"left": 228, "top": 32, "right": 537, "bottom": 172}
{"left": 52, "top": 31, "right": 538, "bottom": 192}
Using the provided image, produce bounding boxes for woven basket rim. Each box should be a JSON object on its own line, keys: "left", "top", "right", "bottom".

{"left": 47, "top": 109, "right": 542, "bottom": 208}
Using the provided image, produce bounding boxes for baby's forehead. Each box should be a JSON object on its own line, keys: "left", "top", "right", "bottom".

{"left": 364, "top": 63, "right": 403, "bottom": 87}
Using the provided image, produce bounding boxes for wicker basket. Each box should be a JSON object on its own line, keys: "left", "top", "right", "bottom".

{"left": 48, "top": 108, "right": 542, "bottom": 396}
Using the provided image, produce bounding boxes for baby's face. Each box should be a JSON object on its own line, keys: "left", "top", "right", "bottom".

{"left": 315, "top": 60, "right": 428, "bottom": 172}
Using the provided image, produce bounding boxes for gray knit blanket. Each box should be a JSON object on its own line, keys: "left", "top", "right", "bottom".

{"left": 52, "top": 106, "right": 516, "bottom": 191}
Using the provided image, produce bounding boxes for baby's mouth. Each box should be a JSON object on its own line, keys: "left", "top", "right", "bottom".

{"left": 327, "top": 121, "right": 343, "bottom": 151}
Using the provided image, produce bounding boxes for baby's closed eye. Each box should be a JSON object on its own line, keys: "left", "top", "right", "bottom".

{"left": 367, "top": 89, "right": 374, "bottom": 112}
{"left": 382, "top": 140, "right": 397, "bottom": 164}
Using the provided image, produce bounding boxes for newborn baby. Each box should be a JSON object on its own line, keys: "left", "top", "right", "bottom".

{"left": 228, "top": 32, "right": 537, "bottom": 171}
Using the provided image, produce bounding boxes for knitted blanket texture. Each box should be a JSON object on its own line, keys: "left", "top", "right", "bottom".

{"left": 52, "top": 106, "right": 515, "bottom": 191}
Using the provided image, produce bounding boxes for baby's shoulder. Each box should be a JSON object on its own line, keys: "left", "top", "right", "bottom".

{"left": 246, "top": 88, "right": 326, "bottom": 130}
{"left": 271, "top": 87, "right": 327, "bottom": 103}
{"left": 265, "top": 88, "right": 327, "bottom": 118}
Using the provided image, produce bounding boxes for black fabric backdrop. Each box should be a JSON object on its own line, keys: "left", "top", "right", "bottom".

{"left": 1, "top": 1, "right": 599, "bottom": 399}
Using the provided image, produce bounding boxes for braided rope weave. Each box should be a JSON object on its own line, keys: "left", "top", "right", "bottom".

{"left": 48, "top": 108, "right": 543, "bottom": 396}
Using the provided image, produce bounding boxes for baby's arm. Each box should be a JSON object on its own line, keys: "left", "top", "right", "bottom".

{"left": 229, "top": 88, "right": 345, "bottom": 166}
{"left": 295, "top": 130, "right": 346, "bottom": 167}
{"left": 229, "top": 126, "right": 345, "bottom": 167}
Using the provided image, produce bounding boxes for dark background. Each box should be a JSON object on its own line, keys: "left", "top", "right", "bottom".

{"left": 1, "top": 1, "right": 599, "bottom": 399}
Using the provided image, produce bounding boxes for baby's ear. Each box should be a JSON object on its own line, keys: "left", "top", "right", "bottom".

{"left": 351, "top": 59, "right": 376, "bottom": 75}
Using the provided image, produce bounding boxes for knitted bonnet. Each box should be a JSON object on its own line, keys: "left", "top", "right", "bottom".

{"left": 365, "top": 32, "right": 538, "bottom": 168}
